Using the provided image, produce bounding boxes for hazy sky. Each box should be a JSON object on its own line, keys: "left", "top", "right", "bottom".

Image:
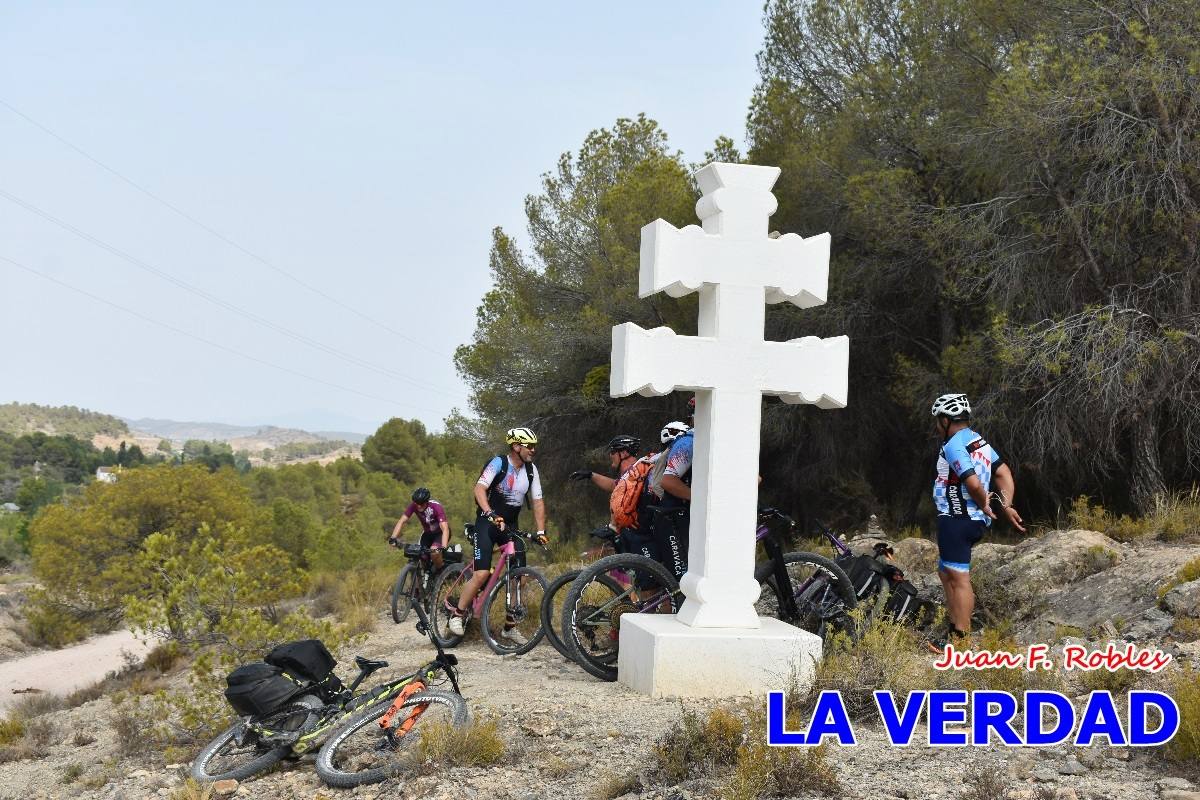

{"left": 0, "top": 3, "right": 765, "bottom": 434}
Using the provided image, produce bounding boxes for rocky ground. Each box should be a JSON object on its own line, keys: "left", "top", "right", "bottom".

{"left": 2, "top": 527, "right": 1199, "bottom": 799}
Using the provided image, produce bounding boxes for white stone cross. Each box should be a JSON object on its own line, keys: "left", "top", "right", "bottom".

{"left": 610, "top": 161, "right": 849, "bottom": 629}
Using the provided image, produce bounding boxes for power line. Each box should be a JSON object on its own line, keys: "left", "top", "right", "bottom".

{"left": 0, "top": 187, "right": 463, "bottom": 400}
{"left": 0, "top": 253, "right": 446, "bottom": 416}
{"left": 0, "top": 96, "right": 454, "bottom": 358}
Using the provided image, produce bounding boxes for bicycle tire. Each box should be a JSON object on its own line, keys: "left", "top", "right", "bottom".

{"left": 429, "top": 562, "right": 468, "bottom": 647}
{"left": 390, "top": 564, "right": 417, "bottom": 624}
{"left": 314, "top": 690, "right": 468, "bottom": 788}
{"left": 541, "top": 570, "right": 581, "bottom": 658}
{"left": 754, "top": 551, "right": 857, "bottom": 640}
{"left": 562, "top": 553, "right": 680, "bottom": 682}
{"left": 190, "top": 722, "right": 287, "bottom": 783}
{"left": 480, "top": 566, "right": 549, "bottom": 656}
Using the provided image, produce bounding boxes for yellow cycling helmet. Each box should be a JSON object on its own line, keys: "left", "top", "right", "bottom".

{"left": 505, "top": 427, "right": 538, "bottom": 446}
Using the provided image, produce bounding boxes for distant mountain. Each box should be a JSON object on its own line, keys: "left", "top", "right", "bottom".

{"left": 0, "top": 403, "right": 129, "bottom": 439}
{"left": 123, "top": 418, "right": 366, "bottom": 446}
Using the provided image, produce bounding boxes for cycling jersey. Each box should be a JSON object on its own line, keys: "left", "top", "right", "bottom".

{"left": 403, "top": 500, "right": 447, "bottom": 536}
{"left": 933, "top": 427, "right": 1003, "bottom": 525}
{"left": 658, "top": 430, "right": 693, "bottom": 511}
{"left": 477, "top": 456, "right": 543, "bottom": 512}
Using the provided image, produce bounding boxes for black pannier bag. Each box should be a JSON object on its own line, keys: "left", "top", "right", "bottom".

{"left": 837, "top": 554, "right": 893, "bottom": 600}
{"left": 265, "top": 639, "right": 345, "bottom": 701}
{"left": 224, "top": 662, "right": 305, "bottom": 717}
{"left": 882, "top": 578, "right": 919, "bottom": 621}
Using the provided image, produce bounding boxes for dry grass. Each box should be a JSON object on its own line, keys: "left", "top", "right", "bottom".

{"left": 652, "top": 706, "right": 745, "bottom": 783}
{"left": 960, "top": 763, "right": 1015, "bottom": 800}
{"left": 143, "top": 642, "right": 183, "bottom": 674}
{"left": 7, "top": 691, "right": 66, "bottom": 719}
{"left": 591, "top": 771, "right": 642, "bottom": 800}
{"left": 169, "top": 779, "right": 215, "bottom": 800}
{"left": 59, "top": 762, "right": 84, "bottom": 785}
{"left": 415, "top": 716, "right": 505, "bottom": 767}
{"left": 724, "top": 742, "right": 840, "bottom": 800}
{"left": 311, "top": 564, "right": 393, "bottom": 636}
{"left": 1069, "top": 491, "right": 1200, "bottom": 542}
{"left": 1168, "top": 666, "right": 1200, "bottom": 764}
{"left": 539, "top": 753, "right": 576, "bottom": 780}
{"left": 0, "top": 717, "right": 24, "bottom": 746}
{"left": 72, "top": 731, "right": 96, "bottom": 747}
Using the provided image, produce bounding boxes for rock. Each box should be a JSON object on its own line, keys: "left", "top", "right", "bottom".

{"left": 1164, "top": 580, "right": 1200, "bottom": 618}
{"left": 1161, "top": 792, "right": 1200, "bottom": 800}
{"left": 126, "top": 770, "right": 150, "bottom": 779}
{"left": 1124, "top": 607, "right": 1176, "bottom": 640}
{"left": 520, "top": 716, "right": 557, "bottom": 737}
{"left": 1033, "top": 768, "right": 1059, "bottom": 782}
{"left": 892, "top": 537, "right": 939, "bottom": 573}
{"left": 1159, "top": 778, "right": 1196, "bottom": 791}
{"left": 1058, "top": 757, "right": 1088, "bottom": 776}
{"left": 212, "top": 779, "right": 239, "bottom": 796}
{"left": 1054, "top": 789, "right": 1079, "bottom": 800}
{"left": 973, "top": 541, "right": 1018, "bottom": 571}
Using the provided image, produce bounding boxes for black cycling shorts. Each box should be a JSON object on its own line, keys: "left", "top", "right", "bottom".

{"left": 419, "top": 531, "right": 442, "bottom": 550}
{"left": 652, "top": 507, "right": 690, "bottom": 582}
{"left": 936, "top": 515, "right": 986, "bottom": 573}
{"left": 472, "top": 511, "right": 526, "bottom": 571}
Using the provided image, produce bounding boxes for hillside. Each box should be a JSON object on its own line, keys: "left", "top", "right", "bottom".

{"left": 0, "top": 403, "right": 128, "bottom": 440}
{"left": 124, "top": 418, "right": 367, "bottom": 446}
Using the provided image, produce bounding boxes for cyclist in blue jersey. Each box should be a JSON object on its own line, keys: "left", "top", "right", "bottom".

{"left": 929, "top": 393, "right": 1025, "bottom": 652}
{"left": 649, "top": 423, "right": 693, "bottom": 581}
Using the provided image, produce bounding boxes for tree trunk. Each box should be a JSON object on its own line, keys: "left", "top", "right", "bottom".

{"left": 1129, "top": 411, "right": 1167, "bottom": 514}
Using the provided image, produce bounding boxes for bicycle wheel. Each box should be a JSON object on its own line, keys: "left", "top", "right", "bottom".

{"left": 480, "top": 566, "right": 549, "bottom": 656}
{"left": 562, "top": 553, "right": 680, "bottom": 682}
{"left": 541, "top": 570, "right": 581, "bottom": 658}
{"left": 430, "top": 562, "right": 469, "bottom": 647}
{"left": 314, "top": 690, "right": 468, "bottom": 788}
{"left": 754, "top": 551, "right": 857, "bottom": 640}
{"left": 192, "top": 692, "right": 325, "bottom": 782}
{"left": 390, "top": 564, "right": 417, "bottom": 624}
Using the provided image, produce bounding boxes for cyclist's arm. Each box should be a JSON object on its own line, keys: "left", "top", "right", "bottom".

{"left": 591, "top": 474, "right": 616, "bottom": 492}
{"left": 532, "top": 497, "right": 547, "bottom": 538}
{"left": 473, "top": 483, "right": 493, "bottom": 516}
{"left": 439, "top": 519, "right": 451, "bottom": 548}
{"left": 390, "top": 514, "right": 409, "bottom": 539}
{"left": 661, "top": 474, "right": 691, "bottom": 502}
{"left": 960, "top": 473, "right": 995, "bottom": 519}
{"left": 993, "top": 463, "right": 1026, "bottom": 532}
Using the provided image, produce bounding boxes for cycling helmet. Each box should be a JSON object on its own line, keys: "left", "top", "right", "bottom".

{"left": 931, "top": 393, "right": 972, "bottom": 420}
{"left": 660, "top": 421, "right": 689, "bottom": 444}
{"left": 608, "top": 435, "right": 640, "bottom": 455}
{"left": 687, "top": 396, "right": 696, "bottom": 413}
{"left": 412, "top": 487, "right": 431, "bottom": 504}
{"left": 505, "top": 427, "right": 538, "bottom": 446}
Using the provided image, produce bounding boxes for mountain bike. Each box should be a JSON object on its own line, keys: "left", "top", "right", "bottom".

{"left": 541, "top": 526, "right": 624, "bottom": 659}
{"left": 390, "top": 542, "right": 462, "bottom": 624}
{"left": 314, "top": 601, "right": 467, "bottom": 788}
{"left": 560, "top": 508, "right": 858, "bottom": 681}
{"left": 191, "top": 597, "right": 464, "bottom": 785}
{"left": 430, "top": 525, "right": 549, "bottom": 655}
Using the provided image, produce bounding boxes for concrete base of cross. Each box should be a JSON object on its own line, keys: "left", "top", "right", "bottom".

{"left": 617, "top": 615, "right": 821, "bottom": 698}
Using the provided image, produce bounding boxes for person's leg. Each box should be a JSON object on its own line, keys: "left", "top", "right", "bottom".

{"left": 456, "top": 516, "right": 496, "bottom": 615}
{"left": 940, "top": 568, "right": 973, "bottom": 635}
{"left": 935, "top": 516, "right": 976, "bottom": 638}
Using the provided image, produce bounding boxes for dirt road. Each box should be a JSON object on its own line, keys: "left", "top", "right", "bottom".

{"left": 0, "top": 629, "right": 152, "bottom": 712}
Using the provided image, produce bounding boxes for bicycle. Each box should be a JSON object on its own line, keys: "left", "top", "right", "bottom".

{"left": 390, "top": 541, "right": 462, "bottom": 624}
{"left": 560, "top": 507, "right": 858, "bottom": 681}
{"left": 430, "top": 524, "right": 549, "bottom": 655}
{"left": 191, "top": 597, "right": 465, "bottom": 785}
{"left": 314, "top": 600, "right": 468, "bottom": 788}
{"left": 541, "top": 526, "right": 624, "bottom": 659}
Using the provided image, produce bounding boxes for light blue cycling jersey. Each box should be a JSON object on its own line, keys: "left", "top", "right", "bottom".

{"left": 932, "top": 427, "right": 1003, "bottom": 525}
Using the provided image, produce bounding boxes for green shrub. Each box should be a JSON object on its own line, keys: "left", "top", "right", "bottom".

{"left": 1167, "top": 666, "right": 1200, "bottom": 763}
{"left": 0, "top": 718, "right": 24, "bottom": 746}
{"left": 725, "top": 742, "right": 840, "bottom": 800}
{"left": 415, "top": 717, "right": 505, "bottom": 767}
{"left": 1158, "top": 556, "right": 1200, "bottom": 603}
{"left": 652, "top": 706, "right": 745, "bottom": 782}
{"left": 1069, "top": 492, "right": 1200, "bottom": 542}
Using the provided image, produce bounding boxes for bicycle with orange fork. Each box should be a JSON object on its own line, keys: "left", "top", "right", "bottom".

{"left": 314, "top": 598, "right": 467, "bottom": 788}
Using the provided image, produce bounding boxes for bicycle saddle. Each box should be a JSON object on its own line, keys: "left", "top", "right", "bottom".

{"left": 354, "top": 656, "right": 388, "bottom": 672}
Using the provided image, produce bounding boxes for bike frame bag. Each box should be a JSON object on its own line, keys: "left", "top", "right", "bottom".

{"left": 224, "top": 662, "right": 306, "bottom": 717}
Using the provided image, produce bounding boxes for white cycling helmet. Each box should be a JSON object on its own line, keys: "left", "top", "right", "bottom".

{"left": 931, "top": 393, "right": 971, "bottom": 420}
{"left": 660, "top": 421, "right": 689, "bottom": 444}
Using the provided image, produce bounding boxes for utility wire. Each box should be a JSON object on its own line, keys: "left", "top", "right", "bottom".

{"left": 0, "top": 187, "right": 462, "bottom": 400}
{"left": 0, "top": 253, "right": 446, "bottom": 416}
{"left": 0, "top": 96, "right": 454, "bottom": 358}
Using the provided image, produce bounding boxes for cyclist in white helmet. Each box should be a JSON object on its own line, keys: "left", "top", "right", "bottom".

{"left": 929, "top": 393, "right": 1024, "bottom": 653}
{"left": 449, "top": 427, "right": 548, "bottom": 640}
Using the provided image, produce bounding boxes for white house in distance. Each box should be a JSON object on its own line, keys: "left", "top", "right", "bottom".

{"left": 95, "top": 466, "right": 119, "bottom": 484}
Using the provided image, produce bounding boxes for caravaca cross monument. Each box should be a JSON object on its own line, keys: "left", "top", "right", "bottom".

{"left": 611, "top": 162, "right": 850, "bottom": 698}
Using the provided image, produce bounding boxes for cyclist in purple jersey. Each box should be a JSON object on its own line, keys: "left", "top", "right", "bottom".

{"left": 928, "top": 393, "right": 1025, "bottom": 653}
{"left": 389, "top": 487, "right": 450, "bottom": 568}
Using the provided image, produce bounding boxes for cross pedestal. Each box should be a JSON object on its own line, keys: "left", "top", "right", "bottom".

{"left": 611, "top": 162, "right": 849, "bottom": 698}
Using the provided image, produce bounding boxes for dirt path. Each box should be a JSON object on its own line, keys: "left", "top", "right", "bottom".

{"left": 0, "top": 629, "right": 152, "bottom": 712}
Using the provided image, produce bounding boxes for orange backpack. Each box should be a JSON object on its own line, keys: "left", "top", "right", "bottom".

{"left": 610, "top": 457, "right": 653, "bottom": 530}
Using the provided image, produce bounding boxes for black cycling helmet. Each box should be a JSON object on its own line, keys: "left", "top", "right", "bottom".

{"left": 608, "top": 435, "right": 640, "bottom": 455}
{"left": 412, "top": 487, "right": 431, "bottom": 504}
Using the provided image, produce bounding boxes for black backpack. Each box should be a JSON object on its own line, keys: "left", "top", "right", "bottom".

{"left": 476, "top": 455, "right": 535, "bottom": 514}
{"left": 224, "top": 662, "right": 307, "bottom": 718}
{"left": 265, "top": 639, "right": 345, "bottom": 701}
